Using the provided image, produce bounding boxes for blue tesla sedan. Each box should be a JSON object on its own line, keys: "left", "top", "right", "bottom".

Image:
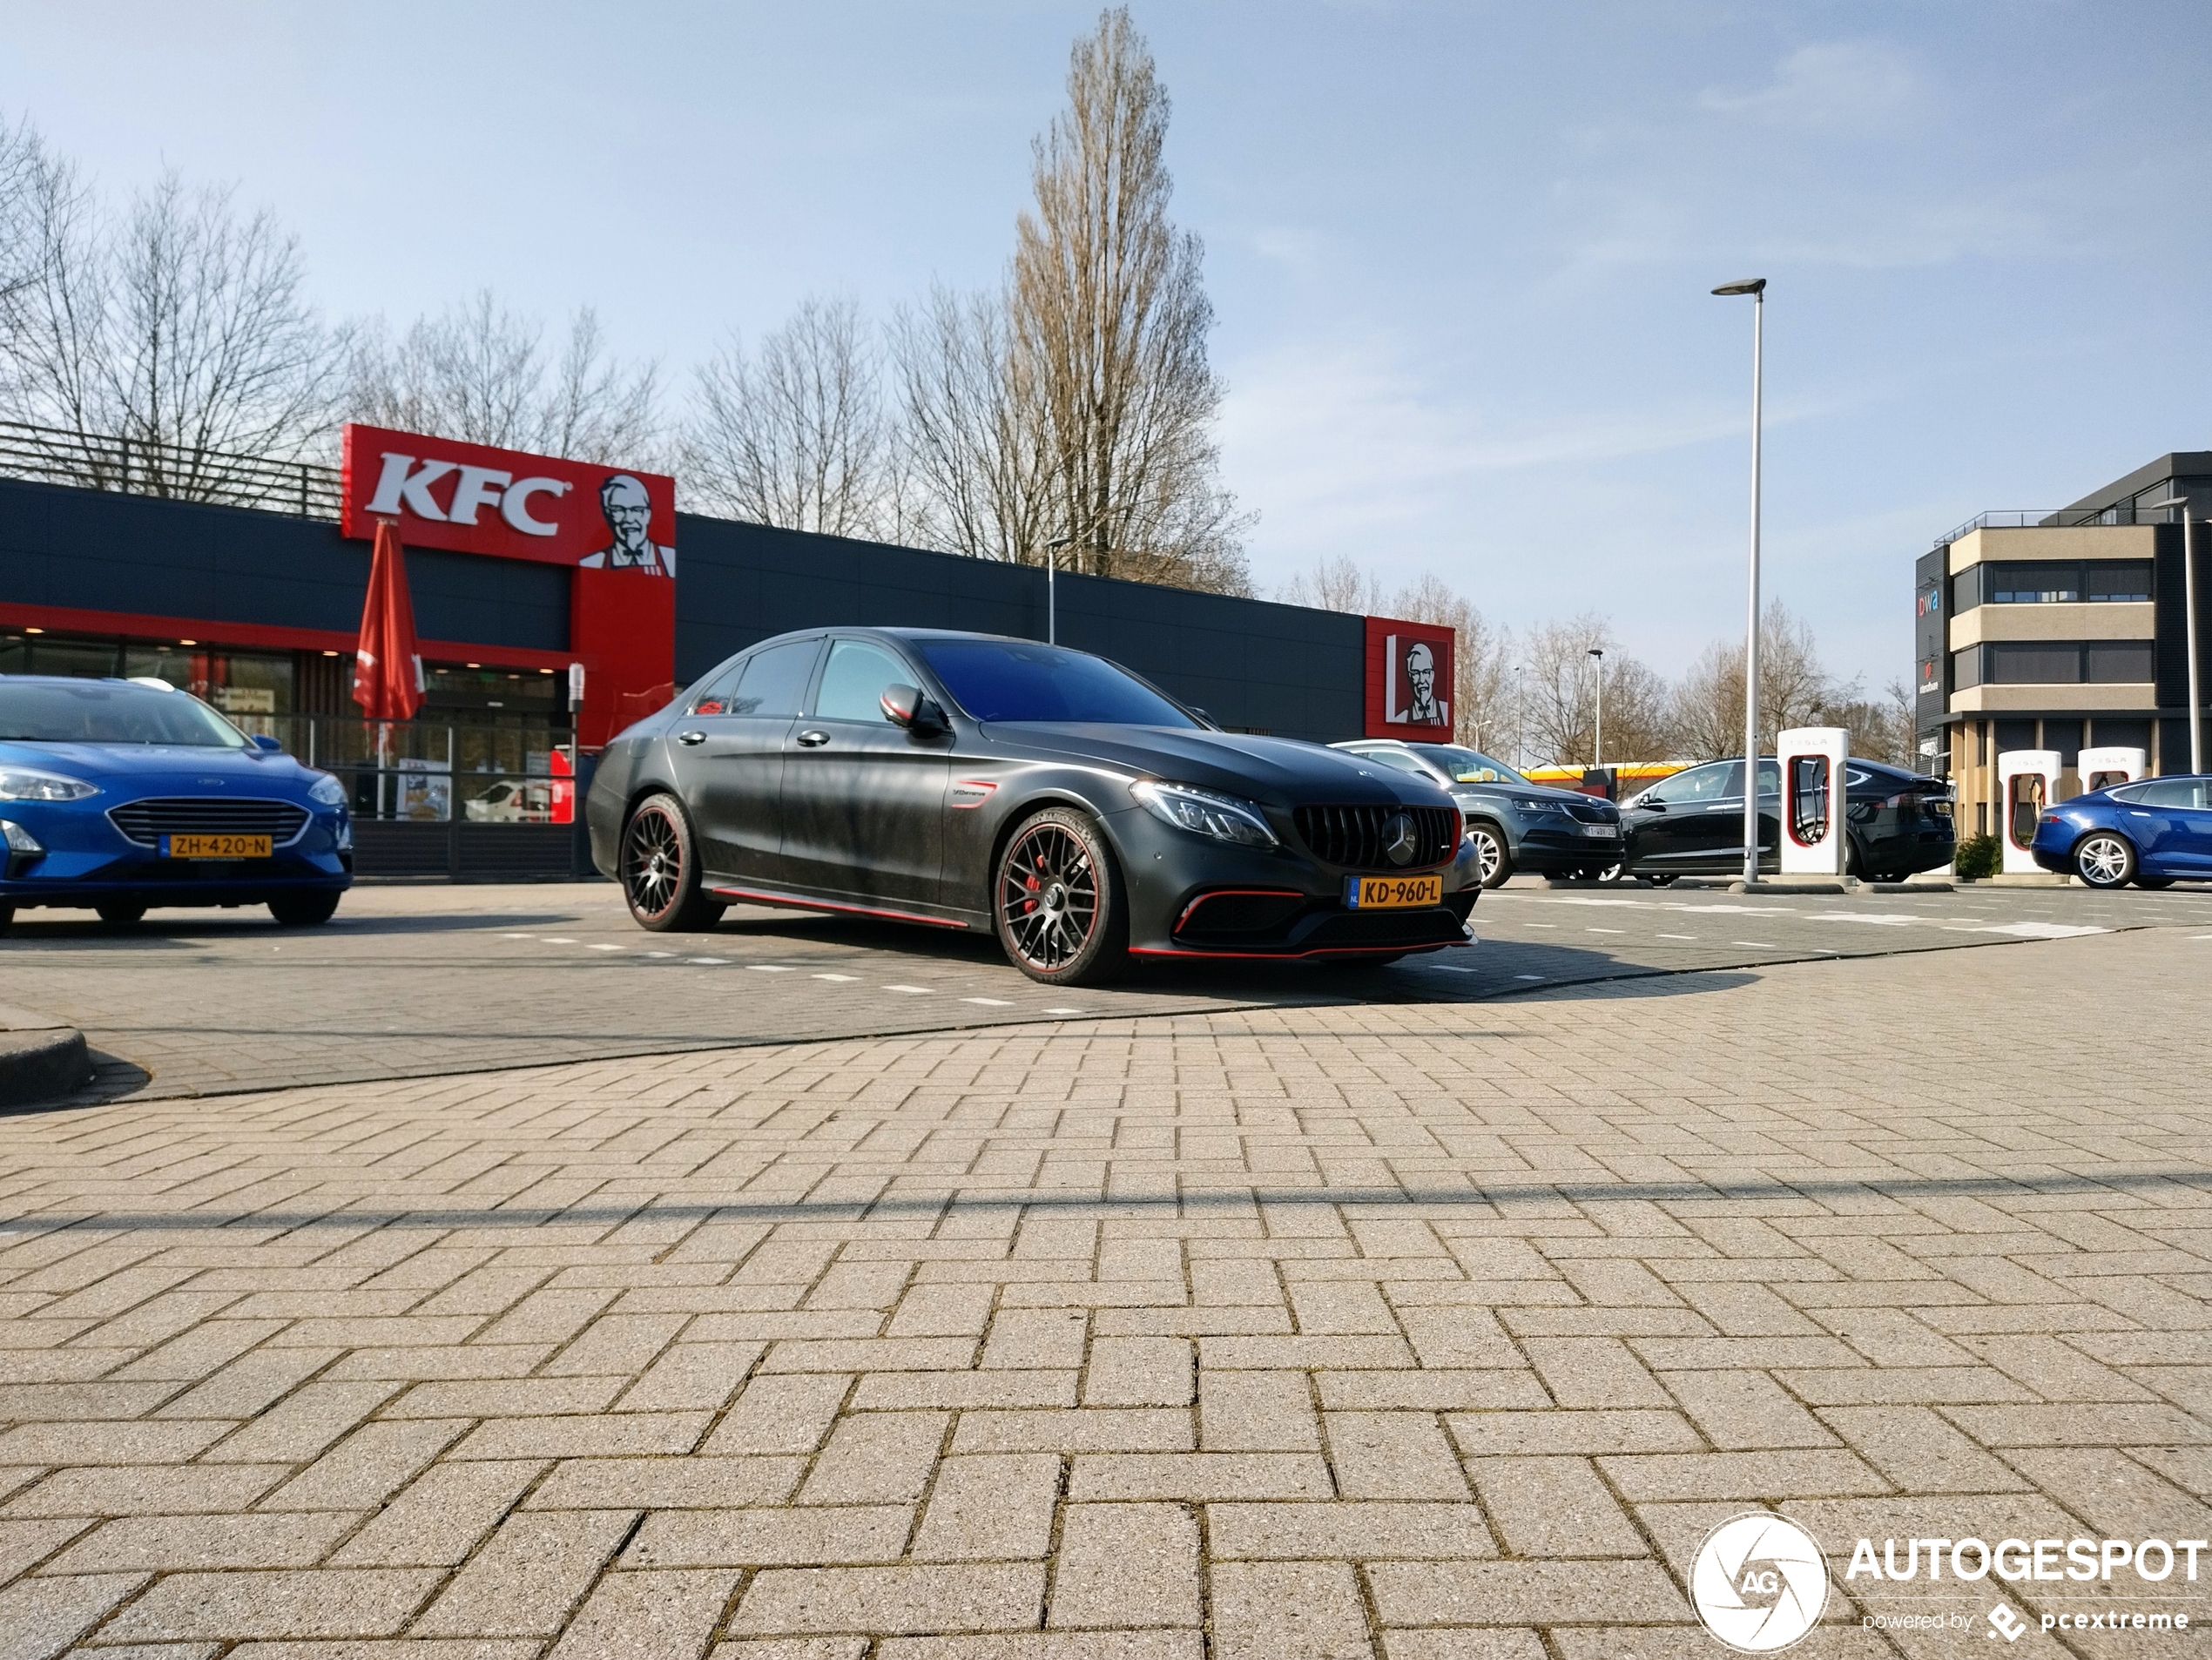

{"left": 2030, "top": 775, "right": 2212, "bottom": 888}
{"left": 0, "top": 675, "right": 353, "bottom": 930}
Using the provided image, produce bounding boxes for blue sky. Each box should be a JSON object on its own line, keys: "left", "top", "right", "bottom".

{"left": 5, "top": 2, "right": 2207, "bottom": 689}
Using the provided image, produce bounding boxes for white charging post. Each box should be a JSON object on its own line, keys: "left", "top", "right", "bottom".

{"left": 1996, "top": 749, "right": 2060, "bottom": 874}
{"left": 2075, "top": 746, "right": 2147, "bottom": 795}
{"left": 1777, "top": 726, "right": 1850, "bottom": 878}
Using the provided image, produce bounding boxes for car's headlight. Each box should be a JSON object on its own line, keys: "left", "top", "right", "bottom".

{"left": 1130, "top": 779, "right": 1278, "bottom": 849}
{"left": 1509, "top": 797, "right": 1559, "bottom": 813}
{"left": 307, "top": 773, "right": 348, "bottom": 808}
{"left": 0, "top": 766, "right": 100, "bottom": 802}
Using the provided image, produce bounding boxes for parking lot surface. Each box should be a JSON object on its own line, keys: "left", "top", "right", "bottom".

{"left": 4, "top": 876, "right": 2209, "bottom": 1101}
{"left": 0, "top": 911, "right": 2210, "bottom": 1656}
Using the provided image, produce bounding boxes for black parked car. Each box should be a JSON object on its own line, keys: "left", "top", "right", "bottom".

{"left": 1331, "top": 739, "right": 1623, "bottom": 887}
{"left": 1619, "top": 756, "right": 1954, "bottom": 883}
{"left": 586, "top": 630, "right": 1480, "bottom": 985}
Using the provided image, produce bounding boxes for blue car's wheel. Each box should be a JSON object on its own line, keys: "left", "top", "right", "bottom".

{"left": 2074, "top": 832, "right": 2134, "bottom": 889}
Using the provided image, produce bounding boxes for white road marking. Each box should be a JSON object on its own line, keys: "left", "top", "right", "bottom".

{"left": 1657, "top": 933, "right": 1697, "bottom": 941}
{"left": 1969, "top": 921, "right": 2107, "bottom": 940}
{"left": 543, "top": 936, "right": 578, "bottom": 944}
{"left": 813, "top": 973, "right": 860, "bottom": 982}
{"left": 644, "top": 951, "right": 676, "bottom": 958}
{"left": 1043, "top": 1006, "right": 1086, "bottom": 1015}
{"left": 1513, "top": 974, "right": 1543, "bottom": 981}
{"left": 885, "top": 984, "right": 933, "bottom": 994}
{"left": 500, "top": 933, "right": 536, "bottom": 939}
{"left": 1587, "top": 928, "right": 1624, "bottom": 935}
{"left": 685, "top": 956, "right": 730, "bottom": 965}
{"left": 962, "top": 996, "right": 1015, "bottom": 1006}
{"left": 587, "top": 943, "right": 623, "bottom": 951}
{"left": 1524, "top": 923, "right": 1557, "bottom": 929}
{"left": 1432, "top": 965, "right": 1476, "bottom": 974}
{"left": 748, "top": 964, "right": 795, "bottom": 972}
{"left": 1731, "top": 941, "right": 1782, "bottom": 949}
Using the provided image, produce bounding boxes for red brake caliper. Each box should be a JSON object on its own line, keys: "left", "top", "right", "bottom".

{"left": 1022, "top": 849, "right": 1042, "bottom": 914}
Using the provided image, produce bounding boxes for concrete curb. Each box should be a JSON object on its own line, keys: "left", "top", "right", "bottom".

{"left": 0, "top": 1005, "right": 92, "bottom": 1109}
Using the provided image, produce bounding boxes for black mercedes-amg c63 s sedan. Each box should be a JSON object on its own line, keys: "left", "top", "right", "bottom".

{"left": 586, "top": 628, "right": 1479, "bottom": 986}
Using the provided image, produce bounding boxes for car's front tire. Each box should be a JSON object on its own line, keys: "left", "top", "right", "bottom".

{"left": 2074, "top": 832, "right": 2135, "bottom": 889}
{"left": 1467, "top": 820, "right": 1513, "bottom": 889}
{"left": 268, "top": 892, "right": 341, "bottom": 927}
{"left": 622, "top": 793, "right": 725, "bottom": 932}
{"left": 96, "top": 901, "right": 146, "bottom": 928}
{"left": 2136, "top": 875, "right": 2175, "bottom": 890}
{"left": 993, "top": 806, "right": 1128, "bottom": 987}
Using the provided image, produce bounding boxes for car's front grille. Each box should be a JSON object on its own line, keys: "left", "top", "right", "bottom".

{"left": 1292, "top": 804, "right": 1459, "bottom": 871}
{"left": 1562, "top": 798, "right": 1619, "bottom": 824}
{"left": 108, "top": 797, "right": 310, "bottom": 847}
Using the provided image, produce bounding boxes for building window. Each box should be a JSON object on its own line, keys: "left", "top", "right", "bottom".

{"left": 2085, "top": 642, "right": 2155, "bottom": 683}
{"left": 1988, "top": 643, "right": 2080, "bottom": 684}
{"left": 2085, "top": 561, "right": 2153, "bottom": 602}
{"left": 1952, "top": 647, "right": 1984, "bottom": 689}
{"left": 1979, "top": 560, "right": 2152, "bottom": 604}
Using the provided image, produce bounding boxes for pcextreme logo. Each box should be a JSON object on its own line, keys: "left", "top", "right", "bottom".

{"left": 1692, "top": 1513, "right": 1829, "bottom": 1652}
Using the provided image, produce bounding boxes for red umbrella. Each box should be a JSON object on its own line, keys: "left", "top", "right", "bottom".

{"left": 354, "top": 519, "right": 424, "bottom": 721}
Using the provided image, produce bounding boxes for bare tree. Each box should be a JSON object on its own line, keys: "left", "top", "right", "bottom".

{"left": 1008, "top": 8, "right": 1251, "bottom": 595}
{"left": 0, "top": 114, "right": 49, "bottom": 308}
{"left": 1383, "top": 572, "right": 1513, "bottom": 755}
{"left": 894, "top": 285, "right": 1055, "bottom": 563}
{"left": 1, "top": 149, "right": 340, "bottom": 495}
{"left": 345, "top": 289, "right": 659, "bottom": 464}
{"left": 1519, "top": 614, "right": 1671, "bottom": 767}
{"left": 684, "top": 296, "right": 907, "bottom": 538}
{"left": 1668, "top": 599, "right": 1849, "bottom": 761}
{"left": 1278, "top": 554, "right": 1384, "bottom": 613}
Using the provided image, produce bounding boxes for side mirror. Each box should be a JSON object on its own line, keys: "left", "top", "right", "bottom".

{"left": 1638, "top": 796, "right": 1664, "bottom": 812}
{"left": 252, "top": 734, "right": 283, "bottom": 752}
{"left": 880, "top": 684, "right": 948, "bottom": 735}
{"left": 1190, "top": 706, "right": 1220, "bottom": 729}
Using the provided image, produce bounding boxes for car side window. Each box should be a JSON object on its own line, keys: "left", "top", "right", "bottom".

{"left": 687, "top": 658, "right": 745, "bottom": 715}
{"left": 727, "top": 639, "right": 819, "bottom": 718}
{"left": 813, "top": 640, "right": 913, "bottom": 723}
{"left": 1651, "top": 763, "right": 1728, "bottom": 805}
{"left": 2129, "top": 779, "right": 2198, "bottom": 808}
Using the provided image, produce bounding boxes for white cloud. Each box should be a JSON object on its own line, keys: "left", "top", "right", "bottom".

{"left": 1699, "top": 40, "right": 1921, "bottom": 133}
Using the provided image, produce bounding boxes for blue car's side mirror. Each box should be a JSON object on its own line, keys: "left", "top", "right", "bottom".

{"left": 252, "top": 734, "right": 283, "bottom": 752}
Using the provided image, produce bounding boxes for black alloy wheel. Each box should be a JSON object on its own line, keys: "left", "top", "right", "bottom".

{"left": 622, "top": 793, "right": 726, "bottom": 933}
{"left": 96, "top": 901, "right": 147, "bottom": 928}
{"left": 994, "top": 806, "right": 1127, "bottom": 986}
{"left": 1467, "top": 820, "right": 1513, "bottom": 889}
{"left": 2073, "top": 832, "right": 2134, "bottom": 890}
{"left": 268, "top": 892, "right": 341, "bottom": 927}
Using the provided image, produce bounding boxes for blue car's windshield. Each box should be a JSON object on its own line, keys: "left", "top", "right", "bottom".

{"left": 0, "top": 680, "right": 249, "bottom": 747}
{"left": 1415, "top": 744, "right": 1530, "bottom": 787}
{"left": 916, "top": 639, "right": 1197, "bottom": 727}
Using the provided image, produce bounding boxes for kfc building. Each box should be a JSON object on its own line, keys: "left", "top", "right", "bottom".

{"left": 0, "top": 420, "right": 1453, "bottom": 877}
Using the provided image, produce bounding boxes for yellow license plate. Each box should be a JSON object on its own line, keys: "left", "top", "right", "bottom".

{"left": 1345, "top": 874, "right": 1442, "bottom": 909}
{"left": 161, "top": 833, "right": 271, "bottom": 859}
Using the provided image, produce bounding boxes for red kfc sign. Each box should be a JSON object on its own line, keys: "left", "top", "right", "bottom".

{"left": 1364, "top": 615, "right": 1454, "bottom": 739}
{"left": 339, "top": 424, "right": 676, "bottom": 575}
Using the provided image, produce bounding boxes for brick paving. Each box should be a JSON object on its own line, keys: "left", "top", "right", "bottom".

{"left": 1, "top": 925, "right": 2210, "bottom": 1656}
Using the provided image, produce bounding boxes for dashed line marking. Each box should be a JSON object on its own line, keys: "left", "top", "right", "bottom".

{"left": 748, "top": 964, "right": 795, "bottom": 973}
{"left": 1513, "top": 974, "right": 1543, "bottom": 981}
{"left": 1657, "top": 933, "right": 1697, "bottom": 941}
{"left": 644, "top": 951, "right": 676, "bottom": 958}
{"left": 587, "top": 943, "right": 623, "bottom": 952}
{"left": 1432, "top": 965, "right": 1476, "bottom": 974}
{"left": 885, "top": 984, "right": 933, "bottom": 995}
{"left": 499, "top": 933, "right": 536, "bottom": 940}
{"left": 813, "top": 973, "right": 860, "bottom": 982}
{"left": 543, "top": 936, "right": 578, "bottom": 944}
{"left": 1587, "top": 928, "right": 1624, "bottom": 935}
{"left": 1043, "top": 1006, "right": 1086, "bottom": 1015}
{"left": 685, "top": 956, "right": 730, "bottom": 965}
{"left": 1731, "top": 941, "right": 1781, "bottom": 949}
{"left": 962, "top": 996, "right": 1015, "bottom": 1006}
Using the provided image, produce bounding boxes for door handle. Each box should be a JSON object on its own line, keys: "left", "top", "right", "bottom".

{"left": 676, "top": 730, "right": 706, "bottom": 746}
{"left": 796, "top": 730, "right": 831, "bottom": 747}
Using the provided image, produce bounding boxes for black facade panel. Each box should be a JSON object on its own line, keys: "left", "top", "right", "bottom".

{"left": 673, "top": 514, "right": 1365, "bottom": 743}
{"left": 0, "top": 475, "right": 566, "bottom": 653}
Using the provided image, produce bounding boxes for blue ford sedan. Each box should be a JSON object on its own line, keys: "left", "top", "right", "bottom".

{"left": 0, "top": 676, "right": 352, "bottom": 930}
{"left": 2030, "top": 774, "right": 2212, "bottom": 888}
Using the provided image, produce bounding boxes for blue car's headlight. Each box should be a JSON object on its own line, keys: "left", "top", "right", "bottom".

{"left": 1130, "top": 779, "right": 1278, "bottom": 849}
{"left": 307, "top": 773, "right": 348, "bottom": 808}
{"left": 1510, "top": 797, "right": 1558, "bottom": 813}
{"left": 0, "top": 766, "right": 99, "bottom": 802}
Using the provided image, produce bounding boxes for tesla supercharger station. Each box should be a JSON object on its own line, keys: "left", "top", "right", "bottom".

{"left": 1777, "top": 726, "right": 1850, "bottom": 877}
{"left": 2076, "top": 746, "right": 2148, "bottom": 794}
{"left": 1996, "top": 749, "right": 2060, "bottom": 874}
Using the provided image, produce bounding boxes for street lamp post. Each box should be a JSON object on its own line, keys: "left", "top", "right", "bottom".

{"left": 1713, "top": 276, "right": 1768, "bottom": 884}
{"left": 1043, "top": 536, "right": 1076, "bottom": 645}
{"left": 1588, "top": 647, "right": 1605, "bottom": 774}
{"left": 2149, "top": 496, "right": 2201, "bottom": 773}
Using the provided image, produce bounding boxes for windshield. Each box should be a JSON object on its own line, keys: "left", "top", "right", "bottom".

{"left": 1414, "top": 744, "right": 1529, "bottom": 786}
{"left": 915, "top": 639, "right": 1198, "bottom": 727}
{"left": 0, "top": 680, "right": 250, "bottom": 747}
